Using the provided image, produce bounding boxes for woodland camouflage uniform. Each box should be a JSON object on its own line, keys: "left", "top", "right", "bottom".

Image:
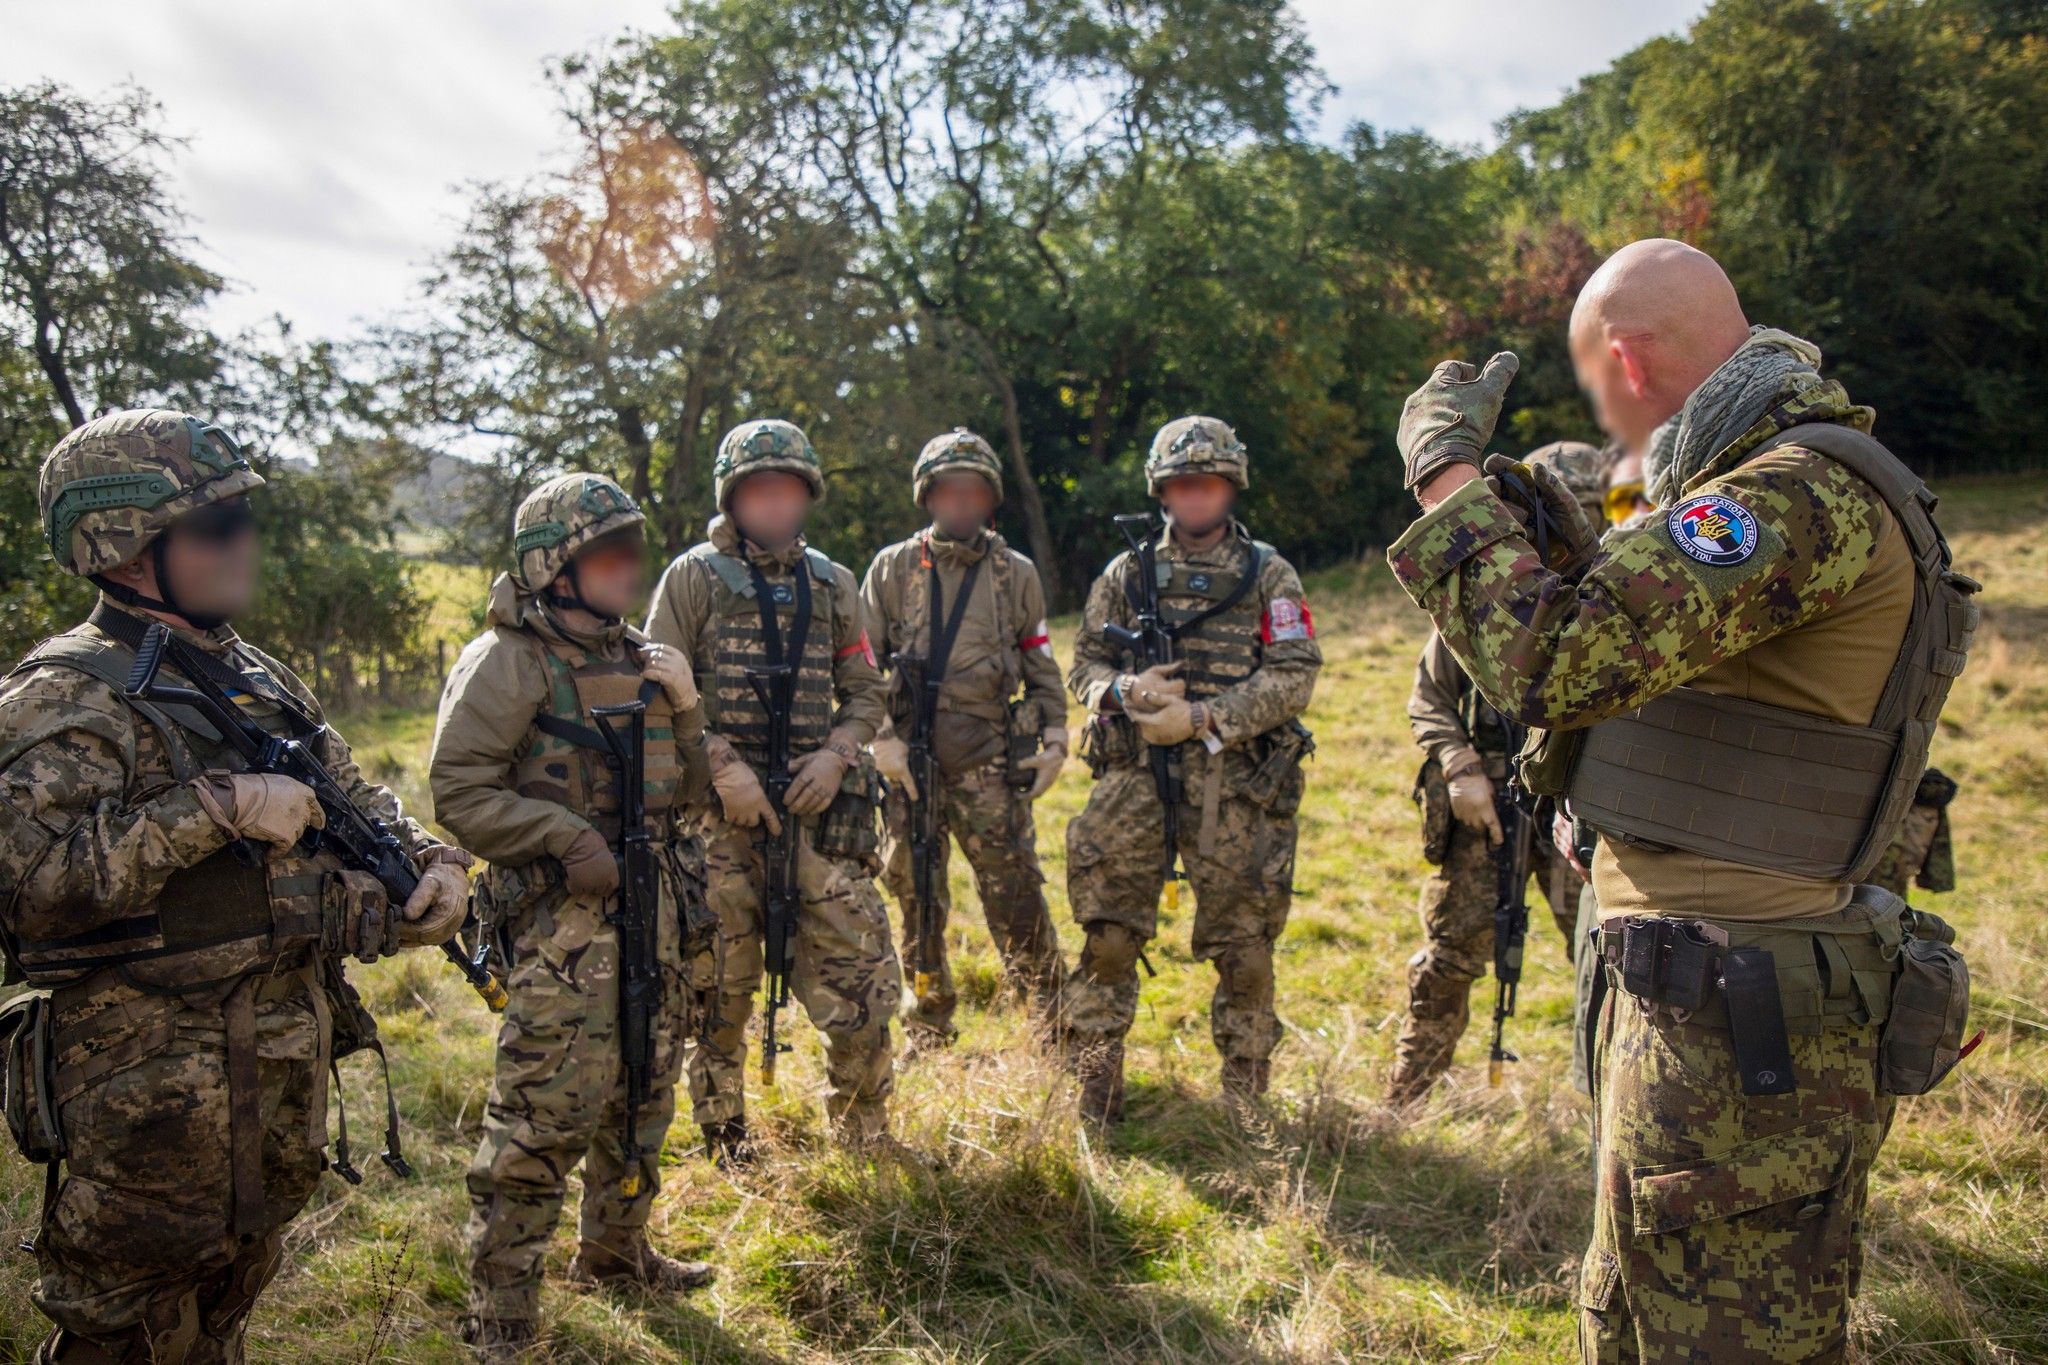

{"left": 645, "top": 420, "right": 897, "bottom": 1147}
{"left": 1391, "top": 334, "right": 1979, "bottom": 1361}
{"left": 861, "top": 428, "right": 1069, "bottom": 1045}
{"left": 1065, "top": 417, "right": 1321, "bottom": 1120}
{"left": 0, "top": 410, "right": 462, "bottom": 1364}
{"left": 430, "top": 474, "right": 713, "bottom": 1347}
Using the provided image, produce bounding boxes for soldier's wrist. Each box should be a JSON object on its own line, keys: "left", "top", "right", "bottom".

{"left": 415, "top": 844, "right": 474, "bottom": 871}
{"left": 1440, "top": 746, "right": 1483, "bottom": 780}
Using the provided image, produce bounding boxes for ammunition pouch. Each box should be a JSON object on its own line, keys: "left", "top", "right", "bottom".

{"left": 475, "top": 857, "right": 566, "bottom": 973}
{"left": 1880, "top": 909, "right": 1969, "bottom": 1096}
{"left": 0, "top": 991, "right": 64, "bottom": 1165}
{"left": 320, "top": 869, "right": 400, "bottom": 965}
{"left": 813, "top": 756, "right": 881, "bottom": 865}
{"left": 1414, "top": 757, "right": 1453, "bottom": 866}
{"left": 1515, "top": 725, "right": 1580, "bottom": 799}
{"left": 1243, "top": 720, "right": 1314, "bottom": 817}
{"left": 1078, "top": 713, "right": 1140, "bottom": 778}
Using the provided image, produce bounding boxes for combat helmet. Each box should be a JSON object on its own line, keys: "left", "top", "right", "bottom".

{"left": 712, "top": 419, "right": 824, "bottom": 511}
{"left": 1523, "top": 440, "right": 1610, "bottom": 524}
{"left": 1146, "top": 416, "right": 1249, "bottom": 496}
{"left": 40, "top": 408, "right": 265, "bottom": 578}
{"left": 512, "top": 472, "right": 645, "bottom": 596}
{"left": 912, "top": 427, "right": 1003, "bottom": 506}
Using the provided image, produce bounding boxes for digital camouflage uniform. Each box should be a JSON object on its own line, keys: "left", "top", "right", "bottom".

{"left": 0, "top": 411, "right": 456, "bottom": 1364}
{"left": 861, "top": 429, "right": 1069, "bottom": 1044}
{"left": 430, "top": 475, "right": 713, "bottom": 1343}
{"left": 645, "top": 420, "right": 895, "bottom": 1146}
{"left": 1065, "top": 417, "right": 1321, "bottom": 1118}
{"left": 1391, "top": 348, "right": 1977, "bottom": 1361}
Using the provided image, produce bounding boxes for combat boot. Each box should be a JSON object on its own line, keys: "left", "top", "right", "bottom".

{"left": 1385, "top": 1062, "right": 1434, "bottom": 1109}
{"left": 1220, "top": 1056, "right": 1270, "bottom": 1101}
{"left": 701, "top": 1116, "right": 756, "bottom": 1168}
{"left": 567, "top": 1238, "right": 714, "bottom": 1294}
{"left": 461, "top": 1313, "right": 536, "bottom": 1363}
{"left": 1075, "top": 1035, "right": 1125, "bottom": 1128}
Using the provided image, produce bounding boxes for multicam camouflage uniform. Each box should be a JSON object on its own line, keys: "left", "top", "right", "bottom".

{"left": 1391, "top": 442, "right": 1607, "bottom": 1103}
{"left": 0, "top": 411, "right": 460, "bottom": 1364}
{"left": 645, "top": 420, "right": 897, "bottom": 1148}
{"left": 861, "top": 429, "right": 1069, "bottom": 1045}
{"left": 1391, "top": 337, "right": 1978, "bottom": 1360}
{"left": 431, "top": 474, "right": 712, "bottom": 1346}
{"left": 1064, "top": 417, "right": 1321, "bottom": 1120}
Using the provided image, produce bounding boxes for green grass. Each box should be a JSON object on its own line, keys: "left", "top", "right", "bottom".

{"left": 1, "top": 478, "right": 2042, "bottom": 1361}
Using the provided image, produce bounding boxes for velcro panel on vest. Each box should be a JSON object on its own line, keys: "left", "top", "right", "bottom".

{"left": 1158, "top": 562, "right": 1262, "bottom": 702}
{"left": 1571, "top": 686, "right": 1895, "bottom": 881}
{"left": 709, "top": 579, "right": 835, "bottom": 766}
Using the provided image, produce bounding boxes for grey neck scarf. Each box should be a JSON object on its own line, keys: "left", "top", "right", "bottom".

{"left": 1647, "top": 326, "right": 1825, "bottom": 505}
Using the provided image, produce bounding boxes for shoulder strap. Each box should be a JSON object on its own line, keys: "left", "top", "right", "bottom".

{"left": 701, "top": 551, "right": 755, "bottom": 599}
{"left": 803, "top": 547, "right": 837, "bottom": 591}
{"left": 18, "top": 625, "right": 213, "bottom": 779}
{"left": 1167, "top": 536, "right": 1263, "bottom": 641}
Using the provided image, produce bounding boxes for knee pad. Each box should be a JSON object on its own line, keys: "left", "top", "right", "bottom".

{"left": 1216, "top": 944, "right": 1274, "bottom": 999}
{"left": 1080, "top": 922, "right": 1144, "bottom": 981}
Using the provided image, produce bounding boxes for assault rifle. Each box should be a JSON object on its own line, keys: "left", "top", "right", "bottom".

{"left": 1101, "top": 512, "right": 1185, "bottom": 910}
{"left": 125, "top": 621, "right": 508, "bottom": 1015}
{"left": 747, "top": 665, "right": 799, "bottom": 1088}
{"left": 1474, "top": 695, "right": 1533, "bottom": 1088}
{"left": 893, "top": 652, "right": 945, "bottom": 1007}
{"left": 587, "top": 697, "right": 662, "bottom": 1198}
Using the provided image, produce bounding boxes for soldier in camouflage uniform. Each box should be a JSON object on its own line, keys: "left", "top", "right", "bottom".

{"left": 862, "top": 429, "right": 1071, "bottom": 1048}
{"left": 1390, "top": 441, "right": 1606, "bottom": 1106}
{"left": 431, "top": 473, "right": 714, "bottom": 1357}
{"left": 1389, "top": 239, "right": 1979, "bottom": 1361}
{"left": 1064, "top": 417, "right": 1322, "bottom": 1124}
{"left": 1868, "top": 768, "right": 1958, "bottom": 899}
{"left": 646, "top": 420, "right": 897, "bottom": 1158}
{"left": 0, "top": 410, "right": 474, "bottom": 1364}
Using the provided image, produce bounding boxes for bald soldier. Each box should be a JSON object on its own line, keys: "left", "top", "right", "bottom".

{"left": 1390, "top": 441, "right": 1604, "bottom": 1106}
{"left": 1389, "top": 239, "right": 1978, "bottom": 1361}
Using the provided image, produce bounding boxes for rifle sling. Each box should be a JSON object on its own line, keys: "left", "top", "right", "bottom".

{"left": 750, "top": 558, "right": 812, "bottom": 675}
{"left": 925, "top": 546, "right": 982, "bottom": 691}
{"left": 532, "top": 680, "right": 662, "bottom": 753}
{"left": 89, "top": 601, "right": 319, "bottom": 738}
{"left": 1121, "top": 535, "right": 1260, "bottom": 642}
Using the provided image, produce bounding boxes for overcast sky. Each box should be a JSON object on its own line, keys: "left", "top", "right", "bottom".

{"left": 1, "top": 1, "right": 1703, "bottom": 342}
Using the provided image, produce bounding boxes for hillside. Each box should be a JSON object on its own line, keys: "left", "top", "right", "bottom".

{"left": 0, "top": 477, "right": 2041, "bottom": 1363}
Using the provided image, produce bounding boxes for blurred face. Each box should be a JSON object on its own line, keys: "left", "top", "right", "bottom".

{"left": 1571, "top": 322, "right": 1669, "bottom": 453}
{"left": 729, "top": 470, "right": 813, "bottom": 548}
{"left": 1158, "top": 473, "right": 1236, "bottom": 537}
{"left": 1603, "top": 450, "right": 1655, "bottom": 526}
{"left": 925, "top": 471, "right": 997, "bottom": 540}
{"left": 147, "top": 497, "right": 260, "bottom": 622}
{"left": 558, "top": 530, "right": 646, "bottom": 619}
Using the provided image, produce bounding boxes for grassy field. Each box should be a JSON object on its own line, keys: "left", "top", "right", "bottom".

{"left": 1, "top": 478, "right": 2042, "bottom": 1362}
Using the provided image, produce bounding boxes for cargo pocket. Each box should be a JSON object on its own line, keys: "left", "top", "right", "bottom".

{"left": 1577, "top": 1244, "right": 1620, "bottom": 1312}
{"left": 813, "top": 758, "right": 882, "bottom": 867}
{"left": 1630, "top": 1113, "right": 1856, "bottom": 1238}
{"left": 48, "top": 1172, "right": 226, "bottom": 1268}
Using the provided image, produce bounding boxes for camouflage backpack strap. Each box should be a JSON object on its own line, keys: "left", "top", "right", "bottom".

{"left": 15, "top": 620, "right": 208, "bottom": 781}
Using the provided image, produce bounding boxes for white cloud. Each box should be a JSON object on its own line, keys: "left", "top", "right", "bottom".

{"left": 1, "top": 0, "right": 1705, "bottom": 342}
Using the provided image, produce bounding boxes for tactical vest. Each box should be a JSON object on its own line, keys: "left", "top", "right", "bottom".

{"left": 695, "top": 545, "right": 840, "bottom": 769}
{"left": 512, "top": 630, "right": 679, "bottom": 839}
{"left": 1137, "top": 534, "right": 1273, "bottom": 704}
{"left": 4, "top": 621, "right": 334, "bottom": 994}
{"left": 897, "top": 533, "right": 1020, "bottom": 724}
{"left": 1566, "top": 423, "right": 1980, "bottom": 883}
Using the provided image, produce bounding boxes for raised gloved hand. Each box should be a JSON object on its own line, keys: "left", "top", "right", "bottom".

{"left": 785, "top": 730, "right": 859, "bottom": 817}
{"left": 399, "top": 861, "right": 471, "bottom": 945}
{"left": 196, "top": 773, "right": 326, "bottom": 851}
{"left": 561, "top": 827, "right": 621, "bottom": 897}
{"left": 1397, "top": 352, "right": 1520, "bottom": 492}
{"left": 871, "top": 733, "right": 917, "bottom": 802}
{"left": 708, "top": 737, "right": 782, "bottom": 833}
{"left": 1484, "top": 454, "right": 1603, "bottom": 577}
{"left": 638, "top": 642, "right": 700, "bottom": 713}
{"left": 1015, "top": 727, "right": 1069, "bottom": 800}
{"left": 1131, "top": 698, "right": 1210, "bottom": 749}
{"left": 1117, "top": 660, "right": 1185, "bottom": 714}
{"left": 1445, "top": 761, "right": 1503, "bottom": 846}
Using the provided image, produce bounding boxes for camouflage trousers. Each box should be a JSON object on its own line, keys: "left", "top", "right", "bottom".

{"left": 881, "top": 759, "right": 1063, "bottom": 1043}
{"left": 691, "top": 820, "right": 898, "bottom": 1141}
{"left": 1063, "top": 757, "right": 1298, "bottom": 1073}
{"left": 1868, "top": 802, "right": 1942, "bottom": 900}
{"left": 1389, "top": 818, "right": 1584, "bottom": 1100}
{"left": 1580, "top": 994, "right": 1894, "bottom": 1362}
{"left": 466, "top": 884, "right": 695, "bottom": 1328}
{"left": 33, "top": 972, "right": 326, "bottom": 1364}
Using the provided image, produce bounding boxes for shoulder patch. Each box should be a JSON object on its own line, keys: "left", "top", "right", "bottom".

{"left": 1666, "top": 494, "right": 1761, "bottom": 567}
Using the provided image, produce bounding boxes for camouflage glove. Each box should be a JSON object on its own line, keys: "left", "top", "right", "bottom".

{"left": 195, "top": 773, "right": 327, "bottom": 851}
{"left": 871, "top": 733, "right": 917, "bottom": 801}
{"left": 561, "top": 827, "right": 621, "bottom": 897}
{"left": 1015, "top": 728, "right": 1068, "bottom": 800}
{"left": 1116, "top": 660, "right": 1185, "bottom": 713}
{"left": 1444, "top": 759, "right": 1502, "bottom": 846}
{"left": 786, "top": 729, "right": 859, "bottom": 818}
{"left": 639, "top": 641, "right": 700, "bottom": 713}
{"left": 708, "top": 736, "right": 782, "bottom": 833}
{"left": 1397, "top": 352, "right": 1519, "bottom": 491}
{"left": 1484, "top": 453, "right": 1602, "bottom": 577}
{"left": 399, "top": 861, "right": 470, "bottom": 945}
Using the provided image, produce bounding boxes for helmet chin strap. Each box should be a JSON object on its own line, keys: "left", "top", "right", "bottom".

{"left": 543, "top": 560, "right": 620, "bottom": 626}
{"left": 92, "top": 537, "right": 231, "bottom": 632}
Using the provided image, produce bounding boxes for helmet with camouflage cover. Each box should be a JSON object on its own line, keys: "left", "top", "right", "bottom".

{"left": 912, "top": 427, "right": 1003, "bottom": 506}
{"left": 511, "top": 472, "right": 645, "bottom": 592}
{"left": 712, "top": 419, "right": 824, "bottom": 512}
{"left": 39, "top": 408, "right": 265, "bottom": 577}
{"left": 1145, "top": 416, "right": 1249, "bottom": 496}
{"left": 1523, "top": 440, "right": 1610, "bottom": 524}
